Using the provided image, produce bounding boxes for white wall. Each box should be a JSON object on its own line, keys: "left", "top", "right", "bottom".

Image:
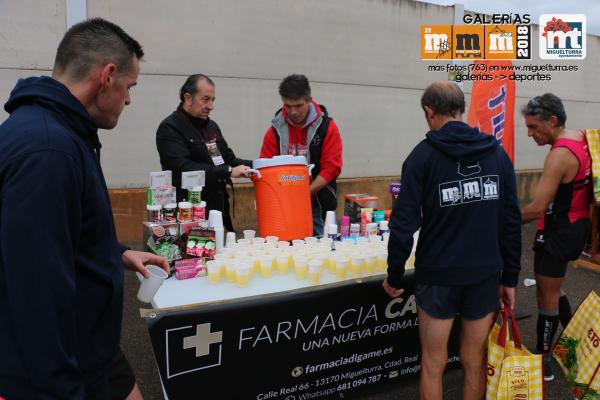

{"left": 1, "top": 0, "right": 599, "bottom": 187}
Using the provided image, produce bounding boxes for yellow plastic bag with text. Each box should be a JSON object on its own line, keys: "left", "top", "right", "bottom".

{"left": 487, "top": 306, "right": 544, "bottom": 400}
{"left": 553, "top": 291, "right": 600, "bottom": 399}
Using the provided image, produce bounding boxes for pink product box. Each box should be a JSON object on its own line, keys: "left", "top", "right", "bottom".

{"left": 174, "top": 259, "right": 206, "bottom": 280}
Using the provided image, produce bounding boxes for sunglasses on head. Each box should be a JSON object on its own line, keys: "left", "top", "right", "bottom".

{"left": 527, "top": 97, "right": 552, "bottom": 114}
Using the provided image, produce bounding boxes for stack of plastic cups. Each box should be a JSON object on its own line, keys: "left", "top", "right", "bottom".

{"left": 323, "top": 211, "right": 336, "bottom": 237}
{"left": 208, "top": 210, "right": 224, "bottom": 253}
{"left": 226, "top": 232, "right": 236, "bottom": 248}
{"left": 253, "top": 237, "right": 266, "bottom": 245}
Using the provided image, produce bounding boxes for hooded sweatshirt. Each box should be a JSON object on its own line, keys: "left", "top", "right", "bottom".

{"left": 260, "top": 100, "right": 342, "bottom": 184}
{"left": 0, "top": 76, "right": 127, "bottom": 398}
{"left": 387, "top": 121, "right": 521, "bottom": 289}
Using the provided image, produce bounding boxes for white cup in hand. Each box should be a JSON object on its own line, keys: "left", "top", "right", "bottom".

{"left": 137, "top": 265, "right": 169, "bottom": 303}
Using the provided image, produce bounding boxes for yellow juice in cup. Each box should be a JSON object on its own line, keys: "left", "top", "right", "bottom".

{"left": 308, "top": 268, "right": 320, "bottom": 285}
{"left": 294, "top": 258, "right": 309, "bottom": 279}
{"left": 335, "top": 259, "right": 349, "bottom": 280}
{"left": 377, "top": 254, "right": 388, "bottom": 271}
{"left": 350, "top": 260, "right": 362, "bottom": 277}
{"left": 222, "top": 260, "right": 236, "bottom": 282}
{"left": 259, "top": 257, "right": 273, "bottom": 277}
{"left": 406, "top": 255, "right": 415, "bottom": 269}
{"left": 275, "top": 255, "right": 289, "bottom": 274}
{"left": 207, "top": 263, "right": 221, "bottom": 284}
{"left": 365, "top": 256, "right": 377, "bottom": 274}
{"left": 235, "top": 265, "right": 251, "bottom": 288}
{"left": 352, "top": 257, "right": 365, "bottom": 275}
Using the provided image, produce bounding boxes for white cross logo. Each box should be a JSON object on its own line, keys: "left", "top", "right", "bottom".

{"left": 182, "top": 323, "right": 223, "bottom": 357}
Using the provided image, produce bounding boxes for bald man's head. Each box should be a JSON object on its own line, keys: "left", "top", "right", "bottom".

{"left": 420, "top": 81, "right": 465, "bottom": 117}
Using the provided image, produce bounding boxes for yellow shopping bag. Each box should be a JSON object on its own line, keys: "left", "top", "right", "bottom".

{"left": 585, "top": 129, "right": 600, "bottom": 202}
{"left": 487, "top": 305, "right": 544, "bottom": 400}
{"left": 553, "top": 291, "right": 600, "bottom": 399}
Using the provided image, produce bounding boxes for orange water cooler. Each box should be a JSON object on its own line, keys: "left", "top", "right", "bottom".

{"left": 249, "top": 156, "right": 313, "bottom": 241}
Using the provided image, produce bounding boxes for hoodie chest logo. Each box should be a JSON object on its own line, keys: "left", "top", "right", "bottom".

{"left": 439, "top": 175, "right": 499, "bottom": 207}
{"left": 457, "top": 161, "right": 481, "bottom": 177}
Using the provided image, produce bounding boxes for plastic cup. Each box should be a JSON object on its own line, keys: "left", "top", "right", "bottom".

{"left": 243, "top": 230, "right": 256, "bottom": 240}
{"left": 308, "top": 263, "right": 321, "bottom": 285}
{"left": 365, "top": 255, "right": 377, "bottom": 274}
{"left": 265, "top": 235, "right": 279, "bottom": 244}
{"left": 225, "top": 261, "right": 237, "bottom": 282}
{"left": 352, "top": 255, "right": 365, "bottom": 273}
{"left": 304, "top": 237, "right": 318, "bottom": 245}
{"left": 377, "top": 252, "right": 388, "bottom": 272}
{"left": 292, "top": 239, "right": 305, "bottom": 247}
{"left": 206, "top": 260, "right": 222, "bottom": 284}
{"left": 237, "top": 238, "right": 251, "bottom": 247}
{"left": 137, "top": 265, "right": 168, "bottom": 303}
{"left": 294, "top": 256, "right": 309, "bottom": 279}
{"left": 253, "top": 237, "right": 266, "bottom": 244}
{"left": 351, "top": 256, "right": 365, "bottom": 276}
{"left": 406, "top": 255, "right": 416, "bottom": 269}
{"left": 277, "top": 241, "right": 290, "bottom": 248}
{"left": 335, "top": 258, "right": 349, "bottom": 280}
{"left": 523, "top": 278, "right": 537, "bottom": 287}
{"left": 369, "top": 234, "right": 381, "bottom": 243}
{"left": 235, "top": 263, "right": 251, "bottom": 288}
{"left": 355, "top": 237, "right": 368, "bottom": 244}
{"left": 320, "top": 237, "right": 333, "bottom": 246}
{"left": 226, "top": 231, "right": 237, "bottom": 247}
{"left": 275, "top": 254, "right": 290, "bottom": 274}
{"left": 259, "top": 256, "right": 274, "bottom": 277}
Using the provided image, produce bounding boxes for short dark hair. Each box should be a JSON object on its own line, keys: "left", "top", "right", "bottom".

{"left": 420, "top": 81, "right": 465, "bottom": 116}
{"left": 53, "top": 18, "right": 143, "bottom": 81}
{"left": 521, "top": 93, "right": 566, "bottom": 128}
{"left": 179, "top": 74, "right": 215, "bottom": 102}
{"left": 279, "top": 74, "right": 311, "bottom": 100}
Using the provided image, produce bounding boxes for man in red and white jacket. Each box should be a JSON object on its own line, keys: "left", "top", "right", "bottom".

{"left": 260, "top": 74, "right": 343, "bottom": 236}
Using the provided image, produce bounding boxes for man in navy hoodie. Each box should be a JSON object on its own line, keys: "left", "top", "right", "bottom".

{"left": 383, "top": 81, "right": 521, "bottom": 400}
{"left": 0, "top": 19, "right": 168, "bottom": 399}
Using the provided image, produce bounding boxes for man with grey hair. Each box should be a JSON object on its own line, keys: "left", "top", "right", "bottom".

{"left": 521, "top": 93, "right": 591, "bottom": 381}
{"left": 0, "top": 18, "right": 167, "bottom": 399}
{"left": 383, "top": 81, "right": 521, "bottom": 400}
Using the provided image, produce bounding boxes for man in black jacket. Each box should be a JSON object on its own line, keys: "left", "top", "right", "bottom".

{"left": 156, "top": 74, "right": 252, "bottom": 231}
{"left": 383, "top": 81, "right": 521, "bottom": 400}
